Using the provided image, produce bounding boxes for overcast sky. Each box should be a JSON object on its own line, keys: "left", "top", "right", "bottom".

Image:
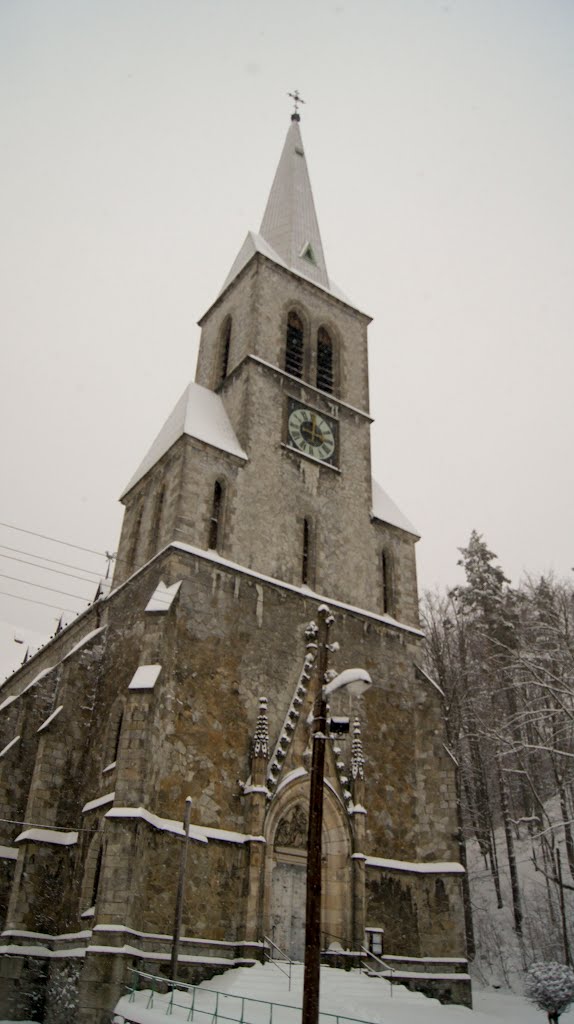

{"left": 1, "top": 0, "right": 573, "bottom": 651}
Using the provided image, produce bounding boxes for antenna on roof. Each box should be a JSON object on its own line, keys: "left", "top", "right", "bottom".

{"left": 288, "top": 89, "right": 305, "bottom": 122}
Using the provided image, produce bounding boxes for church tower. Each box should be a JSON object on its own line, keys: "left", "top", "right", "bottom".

{"left": 0, "top": 112, "right": 470, "bottom": 1023}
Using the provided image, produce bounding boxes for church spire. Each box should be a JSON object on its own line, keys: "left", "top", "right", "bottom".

{"left": 258, "top": 115, "right": 329, "bottom": 291}
{"left": 218, "top": 110, "right": 353, "bottom": 302}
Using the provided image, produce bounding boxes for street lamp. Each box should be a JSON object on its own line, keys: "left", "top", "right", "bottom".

{"left": 302, "top": 606, "right": 371, "bottom": 1024}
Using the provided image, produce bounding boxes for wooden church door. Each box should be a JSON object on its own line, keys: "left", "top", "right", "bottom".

{"left": 270, "top": 804, "right": 308, "bottom": 960}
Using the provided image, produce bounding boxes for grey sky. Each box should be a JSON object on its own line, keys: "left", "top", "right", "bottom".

{"left": 1, "top": 0, "right": 573, "bottom": 641}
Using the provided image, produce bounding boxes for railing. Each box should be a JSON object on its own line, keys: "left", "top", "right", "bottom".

{"left": 262, "top": 935, "right": 296, "bottom": 990}
{"left": 121, "top": 968, "right": 380, "bottom": 1024}
{"left": 358, "top": 946, "right": 396, "bottom": 996}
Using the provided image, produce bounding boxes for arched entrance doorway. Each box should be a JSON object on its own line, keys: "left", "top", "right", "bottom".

{"left": 265, "top": 779, "right": 352, "bottom": 960}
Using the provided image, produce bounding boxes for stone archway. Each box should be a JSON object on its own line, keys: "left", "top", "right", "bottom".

{"left": 264, "top": 778, "right": 352, "bottom": 960}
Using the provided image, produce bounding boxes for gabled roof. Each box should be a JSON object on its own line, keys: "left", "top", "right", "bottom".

{"left": 121, "top": 383, "right": 247, "bottom": 499}
{"left": 371, "top": 479, "right": 419, "bottom": 537}
{"left": 219, "top": 118, "right": 359, "bottom": 310}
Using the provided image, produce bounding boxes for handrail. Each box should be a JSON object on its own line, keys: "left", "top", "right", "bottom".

{"left": 358, "top": 946, "right": 396, "bottom": 997}
{"left": 262, "top": 934, "right": 295, "bottom": 989}
{"left": 122, "top": 967, "right": 380, "bottom": 1024}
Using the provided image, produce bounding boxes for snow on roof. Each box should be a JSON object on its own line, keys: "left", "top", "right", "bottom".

{"left": 0, "top": 693, "right": 18, "bottom": 712}
{"left": 15, "top": 828, "right": 78, "bottom": 846}
{"left": 219, "top": 230, "right": 357, "bottom": 311}
{"left": 0, "top": 735, "right": 20, "bottom": 758}
{"left": 128, "top": 664, "right": 162, "bottom": 691}
{"left": 61, "top": 626, "right": 106, "bottom": 662}
{"left": 105, "top": 806, "right": 264, "bottom": 846}
{"left": 371, "top": 479, "right": 419, "bottom": 537}
{"left": 365, "top": 855, "right": 465, "bottom": 875}
{"left": 82, "top": 791, "right": 115, "bottom": 814}
{"left": 0, "top": 845, "right": 17, "bottom": 861}
{"left": 106, "top": 806, "right": 207, "bottom": 844}
{"left": 145, "top": 580, "right": 182, "bottom": 613}
{"left": 170, "top": 541, "right": 424, "bottom": 638}
{"left": 21, "top": 666, "right": 55, "bottom": 695}
{"left": 414, "top": 663, "right": 444, "bottom": 696}
{"left": 121, "top": 382, "right": 247, "bottom": 499}
{"left": 37, "top": 705, "right": 63, "bottom": 733}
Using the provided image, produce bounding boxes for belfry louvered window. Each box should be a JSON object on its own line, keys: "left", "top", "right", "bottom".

{"left": 316, "top": 327, "right": 334, "bottom": 394}
{"left": 285, "top": 311, "right": 304, "bottom": 378}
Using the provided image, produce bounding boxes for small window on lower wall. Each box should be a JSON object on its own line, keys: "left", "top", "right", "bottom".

{"left": 366, "top": 927, "right": 384, "bottom": 957}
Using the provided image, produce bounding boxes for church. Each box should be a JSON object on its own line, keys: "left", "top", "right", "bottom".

{"left": 0, "top": 109, "right": 470, "bottom": 1023}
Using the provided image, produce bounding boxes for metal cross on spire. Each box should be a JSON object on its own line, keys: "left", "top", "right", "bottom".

{"left": 288, "top": 89, "right": 305, "bottom": 121}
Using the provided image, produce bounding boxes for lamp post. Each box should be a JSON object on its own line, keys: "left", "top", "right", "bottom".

{"left": 302, "top": 606, "right": 371, "bottom": 1024}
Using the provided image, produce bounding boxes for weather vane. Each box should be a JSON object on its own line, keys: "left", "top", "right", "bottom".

{"left": 288, "top": 89, "right": 305, "bottom": 121}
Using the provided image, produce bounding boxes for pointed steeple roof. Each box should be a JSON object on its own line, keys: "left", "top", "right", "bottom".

{"left": 219, "top": 116, "right": 356, "bottom": 309}
{"left": 259, "top": 117, "right": 329, "bottom": 291}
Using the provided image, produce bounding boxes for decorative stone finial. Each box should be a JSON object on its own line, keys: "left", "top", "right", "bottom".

{"left": 253, "top": 696, "right": 269, "bottom": 759}
{"left": 351, "top": 718, "right": 365, "bottom": 780}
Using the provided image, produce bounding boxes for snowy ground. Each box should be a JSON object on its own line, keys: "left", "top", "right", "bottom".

{"left": 2, "top": 960, "right": 574, "bottom": 1023}
{"left": 107, "top": 962, "right": 574, "bottom": 1024}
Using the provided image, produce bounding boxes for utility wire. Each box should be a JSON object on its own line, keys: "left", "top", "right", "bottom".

{"left": 0, "top": 590, "right": 81, "bottom": 614}
{"left": 0, "top": 552, "right": 103, "bottom": 586}
{"left": 0, "top": 816, "right": 101, "bottom": 834}
{"left": 0, "top": 543, "right": 105, "bottom": 578}
{"left": 0, "top": 572, "right": 90, "bottom": 602}
{"left": 0, "top": 521, "right": 104, "bottom": 557}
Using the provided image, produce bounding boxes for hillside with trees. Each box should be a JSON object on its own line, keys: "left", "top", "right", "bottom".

{"left": 422, "top": 533, "right": 574, "bottom": 986}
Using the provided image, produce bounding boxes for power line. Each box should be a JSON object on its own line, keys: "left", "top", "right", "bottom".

{"left": 0, "top": 552, "right": 103, "bottom": 586}
{"left": 0, "top": 817, "right": 101, "bottom": 834}
{"left": 0, "top": 590, "right": 81, "bottom": 614}
{"left": 0, "top": 521, "right": 105, "bottom": 557}
{"left": 0, "top": 572, "right": 90, "bottom": 602}
{"left": 0, "top": 543, "right": 105, "bottom": 578}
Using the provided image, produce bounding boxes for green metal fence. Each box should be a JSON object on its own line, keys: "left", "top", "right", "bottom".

{"left": 122, "top": 968, "right": 381, "bottom": 1024}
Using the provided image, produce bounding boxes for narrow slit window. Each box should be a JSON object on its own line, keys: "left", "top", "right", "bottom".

{"left": 302, "top": 518, "right": 310, "bottom": 585}
{"left": 209, "top": 481, "right": 223, "bottom": 550}
{"left": 127, "top": 503, "right": 143, "bottom": 573}
{"left": 316, "top": 327, "right": 334, "bottom": 393}
{"left": 381, "top": 550, "right": 393, "bottom": 615}
{"left": 113, "top": 712, "right": 124, "bottom": 763}
{"left": 91, "top": 846, "right": 103, "bottom": 906}
{"left": 285, "top": 312, "right": 304, "bottom": 379}
{"left": 217, "top": 318, "right": 232, "bottom": 386}
{"left": 148, "top": 485, "right": 165, "bottom": 557}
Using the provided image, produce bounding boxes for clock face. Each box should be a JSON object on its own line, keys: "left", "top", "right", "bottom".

{"left": 287, "top": 401, "right": 337, "bottom": 465}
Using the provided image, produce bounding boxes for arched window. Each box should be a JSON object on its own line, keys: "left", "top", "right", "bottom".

{"left": 209, "top": 481, "right": 224, "bottom": 551}
{"left": 285, "top": 311, "right": 304, "bottom": 379}
{"left": 316, "top": 327, "right": 334, "bottom": 394}
{"left": 381, "top": 550, "right": 393, "bottom": 615}
{"left": 217, "top": 317, "right": 232, "bottom": 387}
{"left": 302, "top": 518, "right": 311, "bottom": 585}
